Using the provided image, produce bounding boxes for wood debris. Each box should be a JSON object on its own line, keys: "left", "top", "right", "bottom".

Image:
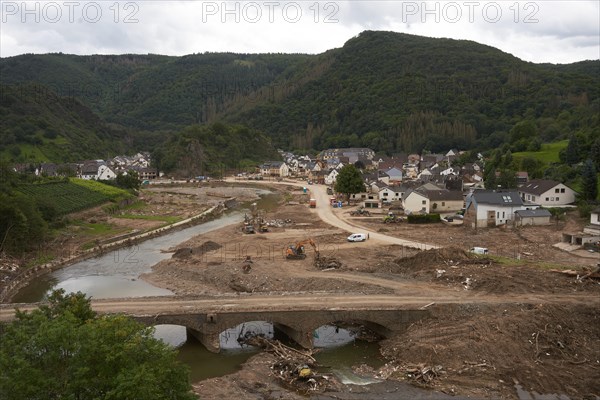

{"left": 239, "top": 335, "right": 336, "bottom": 393}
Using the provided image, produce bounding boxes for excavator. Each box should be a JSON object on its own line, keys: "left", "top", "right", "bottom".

{"left": 286, "top": 238, "right": 319, "bottom": 260}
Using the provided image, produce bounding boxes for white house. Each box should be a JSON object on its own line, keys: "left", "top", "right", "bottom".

{"left": 518, "top": 179, "right": 577, "bottom": 207}
{"left": 97, "top": 165, "right": 117, "bottom": 180}
{"left": 378, "top": 185, "right": 404, "bottom": 202}
{"left": 403, "top": 190, "right": 429, "bottom": 214}
{"left": 325, "top": 169, "right": 339, "bottom": 185}
{"left": 464, "top": 191, "right": 539, "bottom": 228}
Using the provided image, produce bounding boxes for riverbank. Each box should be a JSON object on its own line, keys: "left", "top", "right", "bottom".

{"left": 0, "top": 203, "right": 227, "bottom": 302}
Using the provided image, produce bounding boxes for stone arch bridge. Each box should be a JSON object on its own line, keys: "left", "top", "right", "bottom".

{"left": 133, "top": 308, "right": 430, "bottom": 353}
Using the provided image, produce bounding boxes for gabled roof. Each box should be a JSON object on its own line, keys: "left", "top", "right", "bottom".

{"left": 422, "top": 189, "right": 463, "bottom": 201}
{"left": 472, "top": 191, "right": 524, "bottom": 206}
{"left": 519, "top": 179, "right": 563, "bottom": 196}
{"left": 386, "top": 167, "right": 403, "bottom": 176}
{"left": 515, "top": 209, "right": 552, "bottom": 218}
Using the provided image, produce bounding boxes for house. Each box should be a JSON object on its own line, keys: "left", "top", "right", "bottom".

{"left": 464, "top": 191, "right": 538, "bottom": 228}
{"left": 325, "top": 169, "right": 339, "bottom": 185}
{"left": 378, "top": 185, "right": 405, "bottom": 203}
{"left": 514, "top": 209, "right": 552, "bottom": 226}
{"left": 516, "top": 171, "right": 529, "bottom": 185}
{"left": 80, "top": 161, "right": 104, "bottom": 180}
{"left": 97, "top": 165, "right": 117, "bottom": 180}
{"left": 402, "top": 188, "right": 463, "bottom": 214}
{"left": 518, "top": 179, "right": 577, "bottom": 206}
{"left": 259, "top": 161, "right": 290, "bottom": 177}
{"left": 385, "top": 167, "right": 403, "bottom": 183}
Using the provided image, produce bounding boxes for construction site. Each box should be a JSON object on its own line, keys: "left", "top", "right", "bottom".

{"left": 136, "top": 180, "right": 600, "bottom": 400}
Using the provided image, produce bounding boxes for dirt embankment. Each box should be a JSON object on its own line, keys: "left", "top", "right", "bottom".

{"left": 380, "top": 303, "right": 600, "bottom": 400}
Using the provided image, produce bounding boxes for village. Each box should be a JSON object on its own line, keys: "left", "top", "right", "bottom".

{"left": 10, "top": 146, "right": 600, "bottom": 255}
{"left": 252, "top": 147, "right": 599, "bottom": 254}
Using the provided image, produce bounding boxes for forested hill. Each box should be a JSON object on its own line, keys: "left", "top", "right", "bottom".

{"left": 230, "top": 31, "right": 599, "bottom": 152}
{"left": 1, "top": 30, "right": 598, "bottom": 158}
{"left": 0, "top": 84, "right": 130, "bottom": 162}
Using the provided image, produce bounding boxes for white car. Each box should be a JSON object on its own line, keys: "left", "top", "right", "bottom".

{"left": 347, "top": 233, "right": 367, "bottom": 242}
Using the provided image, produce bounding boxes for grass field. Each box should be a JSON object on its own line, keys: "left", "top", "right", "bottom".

{"left": 513, "top": 140, "right": 568, "bottom": 164}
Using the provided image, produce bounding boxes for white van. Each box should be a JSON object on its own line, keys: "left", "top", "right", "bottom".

{"left": 470, "top": 247, "right": 489, "bottom": 255}
{"left": 347, "top": 233, "right": 367, "bottom": 242}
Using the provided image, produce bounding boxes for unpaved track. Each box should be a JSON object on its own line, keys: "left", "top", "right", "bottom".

{"left": 2, "top": 292, "right": 598, "bottom": 321}
{"left": 226, "top": 178, "right": 438, "bottom": 249}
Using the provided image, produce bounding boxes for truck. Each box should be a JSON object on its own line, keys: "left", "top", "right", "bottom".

{"left": 309, "top": 198, "right": 317, "bottom": 208}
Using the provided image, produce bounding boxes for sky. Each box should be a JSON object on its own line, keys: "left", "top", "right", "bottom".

{"left": 1, "top": 1, "right": 599, "bottom": 63}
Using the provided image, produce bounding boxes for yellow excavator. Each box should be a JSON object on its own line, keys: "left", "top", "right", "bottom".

{"left": 286, "top": 238, "right": 319, "bottom": 260}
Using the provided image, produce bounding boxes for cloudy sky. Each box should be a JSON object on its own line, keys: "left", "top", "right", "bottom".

{"left": 1, "top": 1, "right": 598, "bottom": 63}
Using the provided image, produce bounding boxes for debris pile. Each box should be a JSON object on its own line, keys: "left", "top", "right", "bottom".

{"left": 550, "top": 265, "right": 600, "bottom": 281}
{"left": 266, "top": 219, "right": 293, "bottom": 228}
{"left": 171, "top": 241, "right": 222, "bottom": 259}
{"left": 240, "top": 336, "right": 336, "bottom": 393}
{"left": 404, "top": 364, "right": 445, "bottom": 384}
{"left": 314, "top": 255, "right": 343, "bottom": 270}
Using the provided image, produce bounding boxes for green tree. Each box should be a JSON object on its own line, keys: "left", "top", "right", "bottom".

{"left": 562, "top": 134, "right": 581, "bottom": 165}
{"left": 581, "top": 159, "right": 598, "bottom": 201}
{"left": 484, "top": 168, "right": 497, "bottom": 190}
{"left": 0, "top": 289, "right": 195, "bottom": 400}
{"left": 0, "top": 192, "right": 47, "bottom": 254}
{"left": 115, "top": 170, "right": 141, "bottom": 190}
{"left": 335, "top": 164, "right": 365, "bottom": 204}
{"left": 497, "top": 169, "right": 518, "bottom": 189}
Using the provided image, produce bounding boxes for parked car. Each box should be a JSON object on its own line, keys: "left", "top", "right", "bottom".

{"left": 347, "top": 233, "right": 367, "bottom": 242}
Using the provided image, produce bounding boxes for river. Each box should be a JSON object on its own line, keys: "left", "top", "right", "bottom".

{"left": 10, "top": 192, "right": 386, "bottom": 385}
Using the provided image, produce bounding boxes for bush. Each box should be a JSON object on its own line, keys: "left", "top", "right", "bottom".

{"left": 407, "top": 214, "right": 441, "bottom": 224}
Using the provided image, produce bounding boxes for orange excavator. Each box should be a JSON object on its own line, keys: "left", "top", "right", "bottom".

{"left": 286, "top": 238, "right": 319, "bottom": 260}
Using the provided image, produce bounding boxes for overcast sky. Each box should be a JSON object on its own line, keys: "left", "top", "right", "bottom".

{"left": 1, "top": 1, "right": 598, "bottom": 63}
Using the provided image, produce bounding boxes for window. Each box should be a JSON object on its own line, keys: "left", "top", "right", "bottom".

{"left": 550, "top": 197, "right": 554, "bottom": 201}
{"left": 442, "top": 202, "right": 445, "bottom": 206}
{"left": 497, "top": 212, "right": 500, "bottom": 219}
{"left": 502, "top": 212, "right": 505, "bottom": 218}
{"left": 546, "top": 197, "right": 549, "bottom": 201}
{"left": 556, "top": 197, "right": 559, "bottom": 202}
{"left": 555, "top": 188, "right": 560, "bottom": 193}
{"left": 422, "top": 200, "right": 426, "bottom": 205}
{"left": 532, "top": 196, "right": 536, "bottom": 201}
{"left": 383, "top": 192, "right": 388, "bottom": 197}
{"left": 561, "top": 188, "right": 565, "bottom": 193}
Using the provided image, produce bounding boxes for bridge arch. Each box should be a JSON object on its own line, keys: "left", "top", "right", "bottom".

{"left": 131, "top": 309, "right": 430, "bottom": 353}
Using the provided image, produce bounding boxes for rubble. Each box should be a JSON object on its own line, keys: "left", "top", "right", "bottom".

{"left": 239, "top": 335, "right": 337, "bottom": 394}
{"left": 314, "top": 255, "right": 343, "bottom": 270}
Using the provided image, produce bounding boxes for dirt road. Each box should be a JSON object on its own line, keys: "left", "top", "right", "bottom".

{"left": 225, "top": 178, "right": 438, "bottom": 249}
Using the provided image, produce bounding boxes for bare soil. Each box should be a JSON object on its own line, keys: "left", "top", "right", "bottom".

{"left": 139, "top": 184, "right": 600, "bottom": 400}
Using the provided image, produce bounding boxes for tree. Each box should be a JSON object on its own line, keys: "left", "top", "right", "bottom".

{"left": 497, "top": 169, "right": 518, "bottom": 189}
{"left": 581, "top": 159, "right": 598, "bottom": 201}
{"left": 115, "top": 170, "right": 141, "bottom": 190}
{"left": 0, "top": 289, "right": 195, "bottom": 400}
{"left": 334, "top": 165, "right": 365, "bottom": 204}
{"left": 562, "top": 134, "right": 581, "bottom": 165}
